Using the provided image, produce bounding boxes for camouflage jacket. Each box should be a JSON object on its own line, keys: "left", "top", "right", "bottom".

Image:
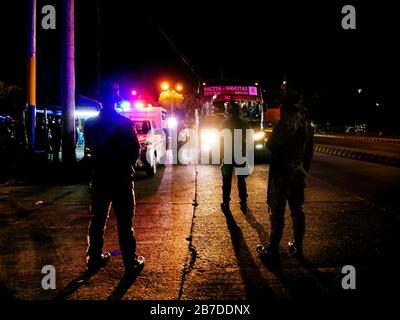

{"left": 266, "top": 111, "right": 314, "bottom": 178}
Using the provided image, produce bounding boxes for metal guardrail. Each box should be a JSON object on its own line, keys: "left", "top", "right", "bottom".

{"left": 314, "top": 144, "right": 400, "bottom": 167}
{"left": 314, "top": 134, "right": 400, "bottom": 144}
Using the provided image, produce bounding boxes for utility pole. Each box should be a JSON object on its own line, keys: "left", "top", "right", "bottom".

{"left": 95, "top": 0, "right": 102, "bottom": 84}
{"left": 27, "top": 0, "right": 37, "bottom": 151}
{"left": 61, "top": 0, "right": 76, "bottom": 165}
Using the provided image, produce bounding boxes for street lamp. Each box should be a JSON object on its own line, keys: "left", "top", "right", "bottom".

{"left": 175, "top": 83, "right": 183, "bottom": 92}
{"left": 161, "top": 82, "right": 170, "bottom": 91}
{"left": 160, "top": 81, "right": 184, "bottom": 119}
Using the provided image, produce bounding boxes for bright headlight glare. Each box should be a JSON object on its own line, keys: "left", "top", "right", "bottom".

{"left": 201, "top": 130, "right": 218, "bottom": 143}
{"left": 167, "top": 117, "right": 178, "bottom": 128}
{"left": 201, "top": 143, "right": 212, "bottom": 152}
{"left": 254, "top": 131, "right": 265, "bottom": 141}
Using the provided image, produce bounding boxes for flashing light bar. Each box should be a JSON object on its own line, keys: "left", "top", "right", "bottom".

{"left": 135, "top": 101, "right": 145, "bottom": 109}
{"left": 120, "top": 101, "right": 131, "bottom": 111}
{"left": 75, "top": 110, "right": 100, "bottom": 118}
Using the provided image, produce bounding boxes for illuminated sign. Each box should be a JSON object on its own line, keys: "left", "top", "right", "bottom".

{"left": 203, "top": 86, "right": 259, "bottom": 97}
{"left": 212, "top": 95, "right": 261, "bottom": 102}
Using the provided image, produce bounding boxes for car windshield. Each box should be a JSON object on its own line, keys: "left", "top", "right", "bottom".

{"left": 211, "top": 102, "right": 225, "bottom": 114}
{"left": 135, "top": 120, "right": 151, "bottom": 134}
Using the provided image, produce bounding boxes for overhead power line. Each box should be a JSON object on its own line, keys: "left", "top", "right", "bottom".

{"left": 154, "top": 23, "right": 201, "bottom": 82}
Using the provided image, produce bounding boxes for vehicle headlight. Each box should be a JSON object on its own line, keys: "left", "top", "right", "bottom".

{"left": 201, "top": 143, "right": 212, "bottom": 152}
{"left": 201, "top": 130, "right": 218, "bottom": 144}
{"left": 167, "top": 117, "right": 178, "bottom": 129}
{"left": 254, "top": 131, "right": 265, "bottom": 141}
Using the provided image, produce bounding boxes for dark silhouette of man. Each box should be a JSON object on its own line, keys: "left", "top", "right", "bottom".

{"left": 49, "top": 117, "right": 62, "bottom": 163}
{"left": 257, "top": 90, "right": 314, "bottom": 261}
{"left": 220, "top": 102, "right": 251, "bottom": 212}
{"left": 84, "top": 81, "right": 144, "bottom": 276}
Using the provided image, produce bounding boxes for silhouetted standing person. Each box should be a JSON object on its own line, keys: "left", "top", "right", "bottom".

{"left": 84, "top": 81, "right": 145, "bottom": 276}
{"left": 49, "top": 117, "right": 62, "bottom": 163}
{"left": 257, "top": 90, "right": 314, "bottom": 261}
{"left": 220, "top": 102, "right": 251, "bottom": 212}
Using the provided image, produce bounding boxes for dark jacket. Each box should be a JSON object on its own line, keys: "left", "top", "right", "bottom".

{"left": 84, "top": 109, "right": 140, "bottom": 179}
{"left": 220, "top": 115, "right": 251, "bottom": 166}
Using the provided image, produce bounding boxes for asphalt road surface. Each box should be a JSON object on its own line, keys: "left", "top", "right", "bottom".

{"left": 0, "top": 152, "right": 399, "bottom": 301}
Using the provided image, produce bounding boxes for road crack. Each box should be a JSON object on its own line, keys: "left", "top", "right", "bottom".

{"left": 178, "top": 165, "right": 198, "bottom": 300}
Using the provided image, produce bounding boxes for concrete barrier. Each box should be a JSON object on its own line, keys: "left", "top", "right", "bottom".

{"left": 314, "top": 144, "right": 400, "bottom": 168}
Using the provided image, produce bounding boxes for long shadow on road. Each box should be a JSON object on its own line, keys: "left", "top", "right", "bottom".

{"left": 107, "top": 272, "right": 141, "bottom": 300}
{"left": 239, "top": 207, "right": 330, "bottom": 299}
{"left": 54, "top": 271, "right": 94, "bottom": 300}
{"left": 221, "top": 207, "right": 275, "bottom": 300}
{"left": 259, "top": 252, "right": 329, "bottom": 299}
{"left": 242, "top": 208, "right": 270, "bottom": 248}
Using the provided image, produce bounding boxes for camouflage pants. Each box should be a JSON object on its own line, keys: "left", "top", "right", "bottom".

{"left": 268, "top": 172, "right": 306, "bottom": 252}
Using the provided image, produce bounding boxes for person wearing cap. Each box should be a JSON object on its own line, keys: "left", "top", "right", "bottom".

{"left": 84, "top": 81, "right": 145, "bottom": 277}
{"left": 257, "top": 90, "right": 314, "bottom": 262}
{"left": 220, "top": 101, "right": 251, "bottom": 212}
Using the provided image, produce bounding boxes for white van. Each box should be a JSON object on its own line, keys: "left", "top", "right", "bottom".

{"left": 133, "top": 119, "right": 166, "bottom": 176}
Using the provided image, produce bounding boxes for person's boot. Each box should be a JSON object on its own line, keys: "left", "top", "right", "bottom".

{"left": 86, "top": 252, "right": 111, "bottom": 272}
{"left": 288, "top": 241, "right": 303, "bottom": 259}
{"left": 256, "top": 244, "right": 279, "bottom": 263}
{"left": 124, "top": 255, "right": 145, "bottom": 279}
{"left": 221, "top": 201, "right": 230, "bottom": 212}
{"left": 239, "top": 200, "right": 248, "bottom": 213}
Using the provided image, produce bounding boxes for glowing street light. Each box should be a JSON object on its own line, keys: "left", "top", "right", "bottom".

{"left": 131, "top": 90, "right": 137, "bottom": 96}
{"left": 175, "top": 83, "right": 183, "bottom": 92}
{"left": 161, "top": 82, "right": 170, "bottom": 91}
{"left": 159, "top": 81, "right": 184, "bottom": 117}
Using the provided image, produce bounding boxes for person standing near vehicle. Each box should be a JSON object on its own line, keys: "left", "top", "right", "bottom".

{"left": 220, "top": 101, "right": 252, "bottom": 212}
{"left": 49, "top": 116, "right": 62, "bottom": 163}
{"left": 257, "top": 90, "right": 314, "bottom": 261}
{"left": 84, "top": 81, "right": 145, "bottom": 277}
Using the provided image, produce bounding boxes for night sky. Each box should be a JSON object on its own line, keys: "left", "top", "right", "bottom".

{"left": 0, "top": 1, "right": 398, "bottom": 125}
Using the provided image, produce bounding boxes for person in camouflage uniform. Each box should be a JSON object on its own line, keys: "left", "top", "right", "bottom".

{"left": 257, "top": 90, "right": 314, "bottom": 260}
